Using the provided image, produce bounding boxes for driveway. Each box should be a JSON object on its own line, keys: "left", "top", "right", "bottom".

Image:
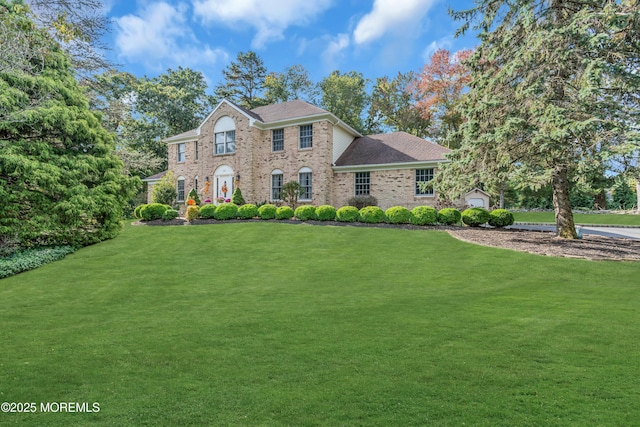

{"left": 508, "top": 224, "right": 640, "bottom": 240}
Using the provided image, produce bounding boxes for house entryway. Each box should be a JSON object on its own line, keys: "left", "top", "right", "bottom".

{"left": 214, "top": 165, "right": 234, "bottom": 202}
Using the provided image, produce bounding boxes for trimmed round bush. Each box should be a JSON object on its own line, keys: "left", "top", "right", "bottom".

{"left": 214, "top": 203, "right": 239, "bottom": 220}
{"left": 238, "top": 203, "right": 258, "bottom": 219}
{"left": 276, "top": 206, "right": 295, "bottom": 220}
{"left": 258, "top": 204, "right": 277, "bottom": 220}
{"left": 488, "top": 209, "right": 515, "bottom": 228}
{"left": 295, "top": 205, "right": 317, "bottom": 221}
{"left": 162, "top": 208, "right": 179, "bottom": 221}
{"left": 140, "top": 203, "right": 168, "bottom": 221}
{"left": 336, "top": 206, "right": 359, "bottom": 222}
{"left": 315, "top": 205, "right": 336, "bottom": 221}
{"left": 437, "top": 208, "right": 461, "bottom": 225}
{"left": 186, "top": 205, "right": 200, "bottom": 221}
{"left": 358, "top": 206, "right": 386, "bottom": 224}
{"left": 199, "top": 204, "right": 216, "bottom": 219}
{"left": 385, "top": 206, "right": 412, "bottom": 224}
{"left": 411, "top": 206, "right": 437, "bottom": 226}
{"left": 134, "top": 204, "right": 147, "bottom": 219}
{"left": 461, "top": 207, "right": 491, "bottom": 227}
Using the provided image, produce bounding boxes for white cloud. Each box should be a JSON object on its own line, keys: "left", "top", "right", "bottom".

{"left": 353, "top": 0, "right": 440, "bottom": 45}
{"left": 192, "top": 0, "right": 333, "bottom": 48}
{"left": 115, "top": 2, "right": 228, "bottom": 70}
{"left": 321, "top": 33, "right": 350, "bottom": 70}
{"left": 422, "top": 36, "right": 453, "bottom": 61}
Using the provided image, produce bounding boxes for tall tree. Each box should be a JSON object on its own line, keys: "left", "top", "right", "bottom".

{"left": 445, "top": 0, "right": 640, "bottom": 238}
{"left": 87, "top": 67, "right": 214, "bottom": 176}
{"left": 412, "top": 48, "right": 473, "bottom": 148}
{"left": 214, "top": 51, "right": 267, "bottom": 109}
{"left": 0, "top": 1, "right": 138, "bottom": 249}
{"left": 319, "top": 70, "right": 370, "bottom": 134}
{"left": 369, "top": 71, "right": 430, "bottom": 137}
{"left": 264, "top": 64, "right": 318, "bottom": 104}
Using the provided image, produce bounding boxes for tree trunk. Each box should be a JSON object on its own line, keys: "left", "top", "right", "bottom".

{"left": 552, "top": 165, "right": 578, "bottom": 239}
{"left": 593, "top": 190, "right": 607, "bottom": 210}
{"left": 499, "top": 182, "right": 505, "bottom": 209}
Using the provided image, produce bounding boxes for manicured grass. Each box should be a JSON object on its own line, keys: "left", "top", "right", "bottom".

{"left": 513, "top": 211, "right": 640, "bottom": 226}
{"left": 1, "top": 222, "right": 639, "bottom": 426}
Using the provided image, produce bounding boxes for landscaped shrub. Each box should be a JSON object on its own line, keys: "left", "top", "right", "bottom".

{"left": 0, "top": 246, "right": 76, "bottom": 279}
{"left": 134, "top": 204, "right": 147, "bottom": 219}
{"left": 385, "top": 206, "right": 412, "bottom": 224}
{"left": 186, "top": 205, "right": 200, "bottom": 221}
{"left": 199, "top": 204, "right": 217, "bottom": 219}
{"left": 162, "top": 208, "right": 179, "bottom": 221}
{"left": 336, "top": 206, "right": 359, "bottom": 222}
{"left": 462, "top": 207, "right": 491, "bottom": 227}
{"left": 276, "top": 206, "right": 295, "bottom": 220}
{"left": 186, "top": 188, "right": 201, "bottom": 206}
{"left": 348, "top": 195, "right": 378, "bottom": 209}
{"left": 437, "top": 208, "right": 461, "bottom": 225}
{"left": 411, "top": 206, "right": 438, "bottom": 226}
{"left": 315, "top": 205, "right": 336, "bottom": 221}
{"left": 214, "top": 203, "right": 239, "bottom": 220}
{"left": 358, "top": 206, "right": 386, "bottom": 224}
{"left": 238, "top": 204, "right": 258, "bottom": 219}
{"left": 488, "top": 209, "right": 515, "bottom": 228}
{"left": 140, "top": 203, "right": 168, "bottom": 221}
{"left": 231, "top": 187, "right": 246, "bottom": 205}
{"left": 295, "top": 205, "right": 317, "bottom": 221}
{"left": 258, "top": 204, "right": 277, "bottom": 220}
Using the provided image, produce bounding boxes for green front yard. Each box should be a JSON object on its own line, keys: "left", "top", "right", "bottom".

{"left": 1, "top": 223, "right": 639, "bottom": 426}
{"left": 513, "top": 211, "right": 640, "bottom": 226}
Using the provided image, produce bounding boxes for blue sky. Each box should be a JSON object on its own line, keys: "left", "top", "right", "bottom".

{"left": 104, "top": 0, "right": 478, "bottom": 91}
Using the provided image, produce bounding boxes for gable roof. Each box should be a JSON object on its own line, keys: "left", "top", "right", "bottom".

{"left": 164, "top": 99, "right": 361, "bottom": 143}
{"left": 334, "top": 132, "right": 450, "bottom": 167}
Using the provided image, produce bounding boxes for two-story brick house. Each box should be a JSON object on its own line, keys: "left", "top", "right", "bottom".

{"left": 144, "top": 99, "right": 450, "bottom": 210}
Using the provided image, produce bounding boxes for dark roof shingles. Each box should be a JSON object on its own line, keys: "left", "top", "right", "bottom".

{"left": 335, "top": 132, "right": 449, "bottom": 166}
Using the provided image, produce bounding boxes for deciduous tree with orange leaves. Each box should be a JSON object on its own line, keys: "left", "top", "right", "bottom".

{"left": 412, "top": 48, "right": 473, "bottom": 148}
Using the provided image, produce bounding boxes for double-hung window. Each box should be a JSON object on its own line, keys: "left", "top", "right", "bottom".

{"left": 177, "top": 143, "right": 186, "bottom": 162}
{"left": 271, "top": 170, "right": 283, "bottom": 201}
{"left": 177, "top": 177, "right": 185, "bottom": 202}
{"left": 299, "top": 124, "right": 312, "bottom": 149}
{"left": 355, "top": 172, "right": 370, "bottom": 195}
{"left": 215, "top": 130, "right": 236, "bottom": 155}
{"left": 299, "top": 168, "right": 312, "bottom": 200}
{"left": 415, "top": 168, "right": 434, "bottom": 196}
{"left": 272, "top": 129, "right": 284, "bottom": 152}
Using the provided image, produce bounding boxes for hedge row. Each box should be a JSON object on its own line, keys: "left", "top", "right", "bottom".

{"left": 135, "top": 203, "right": 514, "bottom": 228}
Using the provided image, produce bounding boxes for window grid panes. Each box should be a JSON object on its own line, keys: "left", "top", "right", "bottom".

{"left": 355, "top": 172, "right": 370, "bottom": 195}
{"left": 195, "top": 141, "right": 199, "bottom": 160}
{"left": 177, "top": 143, "right": 185, "bottom": 162}
{"left": 194, "top": 177, "right": 198, "bottom": 192}
{"left": 299, "top": 124, "right": 312, "bottom": 149}
{"left": 272, "top": 129, "right": 284, "bottom": 152}
{"left": 415, "top": 168, "right": 434, "bottom": 196}
{"left": 177, "top": 179, "right": 185, "bottom": 201}
{"left": 215, "top": 130, "right": 236, "bottom": 155}
{"left": 271, "top": 173, "right": 283, "bottom": 200}
{"left": 299, "top": 172, "right": 312, "bottom": 200}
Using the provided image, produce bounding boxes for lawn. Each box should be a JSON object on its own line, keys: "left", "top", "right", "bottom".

{"left": 1, "top": 222, "right": 639, "bottom": 426}
{"left": 513, "top": 211, "right": 640, "bottom": 226}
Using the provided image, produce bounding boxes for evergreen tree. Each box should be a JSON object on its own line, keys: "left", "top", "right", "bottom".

{"left": 0, "top": 1, "right": 138, "bottom": 249}
{"left": 151, "top": 172, "right": 177, "bottom": 206}
{"left": 444, "top": 0, "right": 640, "bottom": 238}
{"left": 214, "top": 51, "right": 267, "bottom": 109}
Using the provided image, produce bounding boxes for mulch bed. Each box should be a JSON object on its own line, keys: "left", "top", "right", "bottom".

{"left": 133, "top": 219, "right": 640, "bottom": 261}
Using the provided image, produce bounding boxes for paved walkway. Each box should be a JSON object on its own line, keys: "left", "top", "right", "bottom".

{"left": 508, "top": 224, "right": 640, "bottom": 240}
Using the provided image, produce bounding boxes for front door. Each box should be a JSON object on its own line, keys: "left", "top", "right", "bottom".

{"left": 214, "top": 165, "right": 234, "bottom": 203}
